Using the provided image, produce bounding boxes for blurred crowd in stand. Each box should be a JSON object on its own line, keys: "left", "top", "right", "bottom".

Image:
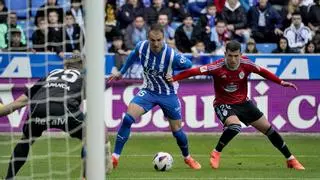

{"left": 0, "top": 0, "right": 319, "bottom": 72}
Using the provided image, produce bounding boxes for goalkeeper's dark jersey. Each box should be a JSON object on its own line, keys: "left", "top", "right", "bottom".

{"left": 25, "top": 68, "right": 84, "bottom": 112}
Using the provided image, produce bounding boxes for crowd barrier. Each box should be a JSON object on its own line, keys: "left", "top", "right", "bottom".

{"left": 0, "top": 53, "right": 319, "bottom": 132}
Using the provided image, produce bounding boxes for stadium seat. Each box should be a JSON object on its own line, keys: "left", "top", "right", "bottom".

{"left": 5, "top": 0, "right": 28, "bottom": 18}
{"left": 17, "top": 19, "right": 36, "bottom": 41}
{"left": 256, "top": 43, "right": 277, "bottom": 53}
{"left": 27, "top": 19, "right": 36, "bottom": 40}
{"left": 31, "top": 0, "right": 46, "bottom": 17}
{"left": 57, "top": 0, "right": 71, "bottom": 10}
{"left": 242, "top": 43, "right": 277, "bottom": 54}
{"left": 16, "top": 20, "right": 27, "bottom": 39}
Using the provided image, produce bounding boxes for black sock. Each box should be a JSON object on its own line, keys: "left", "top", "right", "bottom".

{"left": 266, "top": 126, "right": 292, "bottom": 159}
{"left": 81, "top": 146, "right": 86, "bottom": 178}
{"left": 215, "top": 124, "right": 241, "bottom": 152}
{"left": 6, "top": 140, "right": 32, "bottom": 179}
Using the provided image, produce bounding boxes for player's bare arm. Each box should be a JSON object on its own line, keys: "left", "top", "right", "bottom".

{"left": 0, "top": 94, "right": 28, "bottom": 116}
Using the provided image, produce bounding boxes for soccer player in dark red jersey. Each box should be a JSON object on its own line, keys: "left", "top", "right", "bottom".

{"left": 167, "top": 40, "right": 305, "bottom": 170}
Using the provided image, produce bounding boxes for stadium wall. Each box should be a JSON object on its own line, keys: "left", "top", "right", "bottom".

{"left": 0, "top": 53, "right": 319, "bottom": 133}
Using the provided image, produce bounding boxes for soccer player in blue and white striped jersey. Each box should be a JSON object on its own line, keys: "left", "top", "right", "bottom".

{"left": 109, "top": 23, "right": 201, "bottom": 170}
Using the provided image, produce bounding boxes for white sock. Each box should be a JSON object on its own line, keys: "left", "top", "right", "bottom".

{"left": 112, "top": 153, "right": 120, "bottom": 159}
{"left": 287, "top": 155, "right": 295, "bottom": 160}
{"left": 184, "top": 155, "right": 190, "bottom": 159}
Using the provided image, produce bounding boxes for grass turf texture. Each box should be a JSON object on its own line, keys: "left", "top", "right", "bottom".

{"left": 0, "top": 134, "right": 319, "bottom": 179}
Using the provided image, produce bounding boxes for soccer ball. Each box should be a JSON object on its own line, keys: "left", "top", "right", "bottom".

{"left": 152, "top": 152, "right": 173, "bottom": 171}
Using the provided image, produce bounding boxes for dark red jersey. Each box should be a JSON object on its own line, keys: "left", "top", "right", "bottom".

{"left": 173, "top": 57, "right": 283, "bottom": 105}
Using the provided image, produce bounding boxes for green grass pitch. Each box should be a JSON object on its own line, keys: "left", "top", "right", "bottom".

{"left": 0, "top": 134, "right": 319, "bottom": 179}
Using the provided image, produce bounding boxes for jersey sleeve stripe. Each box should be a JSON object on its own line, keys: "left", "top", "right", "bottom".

{"left": 207, "top": 62, "right": 224, "bottom": 71}
{"left": 167, "top": 49, "right": 174, "bottom": 75}
{"left": 159, "top": 44, "right": 167, "bottom": 72}
{"left": 240, "top": 59, "right": 260, "bottom": 71}
{"left": 139, "top": 40, "right": 147, "bottom": 60}
{"left": 144, "top": 44, "right": 151, "bottom": 68}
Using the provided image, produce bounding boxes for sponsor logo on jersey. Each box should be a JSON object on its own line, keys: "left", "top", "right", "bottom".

{"left": 200, "top": 66, "right": 208, "bottom": 73}
{"left": 144, "top": 68, "right": 165, "bottom": 76}
{"left": 239, "top": 71, "right": 245, "bottom": 79}
{"left": 180, "top": 57, "right": 186, "bottom": 64}
{"left": 224, "top": 83, "right": 238, "bottom": 92}
{"left": 221, "top": 74, "right": 226, "bottom": 79}
{"left": 44, "top": 82, "right": 70, "bottom": 91}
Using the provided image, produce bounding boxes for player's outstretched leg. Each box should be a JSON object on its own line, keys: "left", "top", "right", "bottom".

{"left": 264, "top": 126, "right": 305, "bottom": 170}
{"left": 210, "top": 123, "right": 241, "bottom": 169}
{"left": 5, "top": 137, "right": 34, "bottom": 180}
{"left": 172, "top": 129, "right": 201, "bottom": 170}
{"left": 112, "top": 113, "right": 135, "bottom": 168}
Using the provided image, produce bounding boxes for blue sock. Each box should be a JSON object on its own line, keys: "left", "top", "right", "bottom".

{"left": 172, "top": 129, "right": 189, "bottom": 157}
{"left": 114, "top": 113, "right": 135, "bottom": 155}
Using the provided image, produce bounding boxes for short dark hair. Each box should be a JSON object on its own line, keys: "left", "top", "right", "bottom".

{"left": 292, "top": 11, "right": 301, "bottom": 17}
{"left": 112, "top": 36, "right": 123, "bottom": 41}
{"left": 226, "top": 40, "right": 241, "bottom": 52}
{"left": 158, "top": 13, "right": 168, "bottom": 18}
{"left": 216, "top": 19, "right": 227, "bottom": 25}
{"left": 37, "top": 17, "right": 46, "bottom": 23}
{"left": 149, "top": 23, "right": 164, "bottom": 35}
{"left": 207, "top": 2, "right": 216, "bottom": 8}
{"left": 134, "top": 15, "right": 144, "bottom": 20}
{"left": 9, "top": 11, "right": 16, "bottom": 15}
{"left": 71, "top": 0, "right": 82, "bottom": 3}
{"left": 183, "top": 13, "right": 192, "bottom": 20}
{"left": 65, "top": 10, "right": 75, "bottom": 18}
{"left": 48, "top": 10, "right": 58, "bottom": 16}
{"left": 64, "top": 51, "right": 84, "bottom": 69}
{"left": 8, "top": 28, "right": 21, "bottom": 35}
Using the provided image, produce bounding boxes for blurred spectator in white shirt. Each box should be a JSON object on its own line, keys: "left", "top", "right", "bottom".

{"left": 284, "top": 12, "right": 312, "bottom": 52}
{"left": 70, "top": 0, "right": 85, "bottom": 32}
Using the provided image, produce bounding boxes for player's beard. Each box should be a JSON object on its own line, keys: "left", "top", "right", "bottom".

{"left": 151, "top": 46, "right": 161, "bottom": 53}
{"left": 225, "top": 59, "right": 240, "bottom": 71}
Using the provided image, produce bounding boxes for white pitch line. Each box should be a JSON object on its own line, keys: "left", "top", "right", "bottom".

{"left": 0, "top": 154, "right": 319, "bottom": 159}
{"left": 108, "top": 178, "right": 319, "bottom": 180}
{"left": 3, "top": 177, "right": 319, "bottom": 180}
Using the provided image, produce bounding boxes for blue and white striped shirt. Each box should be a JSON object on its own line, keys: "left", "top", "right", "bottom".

{"left": 120, "top": 40, "right": 192, "bottom": 95}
